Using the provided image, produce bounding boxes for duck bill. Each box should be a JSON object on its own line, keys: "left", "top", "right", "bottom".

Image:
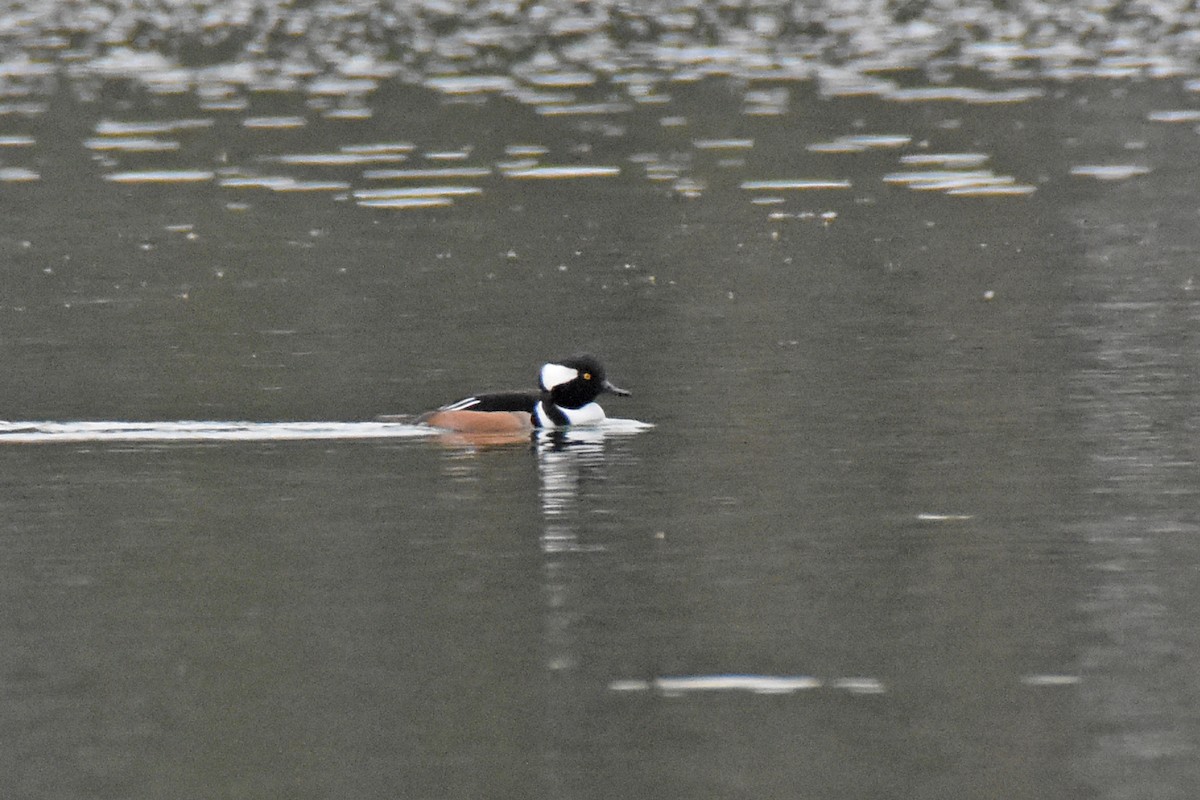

{"left": 602, "top": 379, "right": 631, "bottom": 397}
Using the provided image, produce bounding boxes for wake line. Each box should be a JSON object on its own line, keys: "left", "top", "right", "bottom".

{"left": 0, "top": 418, "right": 654, "bottom": 444}
{"left": 0, "top": 420, "right": 432, "bottom": 444}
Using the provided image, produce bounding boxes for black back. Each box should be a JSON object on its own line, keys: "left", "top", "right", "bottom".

{"left": 445, "top": 392, "right": 538, "bottom": 413}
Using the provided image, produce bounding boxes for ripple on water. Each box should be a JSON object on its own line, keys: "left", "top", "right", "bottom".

{"left": 105, "top": 169, "right": 215, "bottom": 184}
{"left": 355, "top": 197, "right": 455, "bottom": 210}
{"left": 740, "top": 179, "right": 852, "bottom": 191}
{"left": 900, "top": 152, "right": 990, "bottom": 167}
{"left": 217, "top": 175, "right": 301, "bottom": 190}
{"left": 424, "top": 75, "right": 516, "bottom": 95}
{"left": 945, "top": 184, "right": 1037, "bottom": 197}
{"left": 341, "top": 143, "right": 416, "bottom": 155}
{"left": 523, "top": 71, "right": 597, "bottom": 88}
{"left": 607, "top": 674, "right": 884, "bottom": 696}
{"left": 535, "top": 102, "right": 633, "bottom": 116}
{"left": 1146, "top": 110, "right": 1200, "bottom": 123}
{"left": 336, "top": 55, "right": 400, "bottom": 80}
{"left": 306, "top": 77, "right": 378, "bottom": 97}
{"left": 199, "top": 97, "right": 250, "bottom": 112}
{"left": 883, "top": 86, "right": 1044, "bottom": 104}
{"left": 363, "top": 167, "right": 493, "bottom": 180}
{"left": 1021, "top": 674, "right": 1082, "bottom": 687}
{"left": 270, "top": 181, "right": 352, "bottom": 193}
{"left": 693, "top": 138, "right": 754, "bottom": 151}
{"left": 84, "top": 137, "right": 180, "bottom": 152}
{"left": 807, "top": 134, "right": 912, "bottom": 153}
{"left": 503, "top": 165, "right": 621, "bottom": 179}
{"left": 274, "top": 152, "right": 409, "bottom": 166}
{"left": 505, "top": 144, "right": 549, "bottom": 157}
{"left": 353, "top": 186, "right": 483, "bottom": 200}
{"left": 0, "top": 101, "right": 48, "bottom": 117}
{"left": 242, "top": 116, "right": 307, "bottom": 129}
{"left": 215, "top": 176, "right": 349, "bottom": 194}
{"left": 1069, "top": 164, "right": 1152, "bottom": 180}
{"left": 95, "top": 118, "right": 212, "bottom": 136}
{"left": 424, "top": 149, "right": 472, "bottom": 161}
{"left": 322, "top": 108, "right": 373, "bottom": 120}
{"left": 884, "top": 169, "right": 1035, "bottom": 196}
{"left": 0, "top": 167, "right": 38, "bottom": 182}
{"left": 885, "top": 169, "right": 998, "bottom": 186}
{"left": 496, "top": 158, "right": 539, "bottom": 172}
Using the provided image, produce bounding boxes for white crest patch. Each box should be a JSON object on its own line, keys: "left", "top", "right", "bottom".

{"left": 540, "top": 363, "right": 579, "bottom": 391}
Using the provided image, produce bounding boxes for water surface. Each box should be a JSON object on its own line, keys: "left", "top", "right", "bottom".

{"left": 3, "top": 4, "right": 1200, "bottom": 798}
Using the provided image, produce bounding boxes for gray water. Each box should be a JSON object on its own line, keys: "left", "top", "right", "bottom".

{"left": 4, "top": 3, "right": 1200, "bottom": 798}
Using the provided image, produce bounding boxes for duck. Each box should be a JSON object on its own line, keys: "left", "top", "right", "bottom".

{"left": 418, "top": 354, "right": 630, "bottom": 433}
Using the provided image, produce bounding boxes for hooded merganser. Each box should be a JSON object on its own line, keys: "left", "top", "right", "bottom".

{"left": 418, "top": 354, "right": 631, "bottom": 433}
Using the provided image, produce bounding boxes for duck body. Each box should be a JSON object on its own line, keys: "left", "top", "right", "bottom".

{"left": 418, "top": 355, "right": 630, "bottom": 434}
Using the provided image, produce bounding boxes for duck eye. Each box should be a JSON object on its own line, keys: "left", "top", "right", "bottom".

{"left": 583, "top": 372, "right": 592, "bottom": 381}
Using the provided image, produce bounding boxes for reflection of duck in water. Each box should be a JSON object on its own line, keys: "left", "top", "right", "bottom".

{"left": 416, "top": 355, "right": 631, "bottom": 435}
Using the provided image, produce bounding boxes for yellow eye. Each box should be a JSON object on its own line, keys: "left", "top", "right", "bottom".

{"left": 583, "top": 372, "right": 592, "bottom": 380}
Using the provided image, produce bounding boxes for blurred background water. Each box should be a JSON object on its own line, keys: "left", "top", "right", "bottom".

{"left": 3, "top": 2, "right": 1200, "bottom": 798}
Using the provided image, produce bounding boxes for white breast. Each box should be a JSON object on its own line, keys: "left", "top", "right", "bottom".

{"left": 536, "top": 401, "right": 607, "bottom": 428}
{"left": 560, "top": 402, "right": 607, "bottom": 426}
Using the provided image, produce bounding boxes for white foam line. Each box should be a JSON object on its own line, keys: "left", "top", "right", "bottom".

{"left": 0, "top": 421, "right": 433, "bottom": 444}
